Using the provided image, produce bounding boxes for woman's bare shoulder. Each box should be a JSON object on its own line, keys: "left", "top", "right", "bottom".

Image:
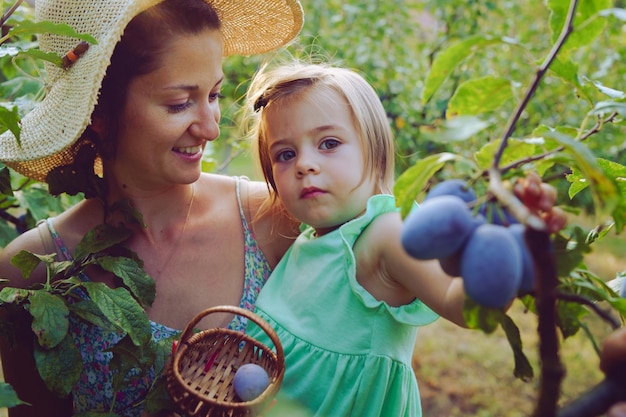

{"left": 0, "top": 199, "right": 95, "bottom": 286}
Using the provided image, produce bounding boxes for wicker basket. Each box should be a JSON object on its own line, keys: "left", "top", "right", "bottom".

{"left": 165, "top": 305, "right": 284, "bottom": 417}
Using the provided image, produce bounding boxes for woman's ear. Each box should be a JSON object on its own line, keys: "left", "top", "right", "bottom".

{"left": 90, "top": 114, "right": 105, "bottom": 135}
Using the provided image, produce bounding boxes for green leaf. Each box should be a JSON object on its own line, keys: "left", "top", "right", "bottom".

{"left": 0, "top": 287, "right": 31, "bottom": 305}
{"left": 96, "top": 256, "right": 156, "bottom": 307}
{"left": 446, "top": 76, "right": 513, "bottom": 117}
{"left": 0, "top": 105, "right": 21, "bottom": 145}
{"left": 599, "top": 8, "right": 626, "bottom": 21}
{"left": 34, "top": 333, "right": 82, "bottom": 397}
{"left": 73, "top": 413, "right": 120, "bottom": 417}
{"left": 18, "top": 48, "right": 63, "bottom": 67}
{"left": 588, "top": 100, "right": 626, "bottom": 118}
{"left": 74, "top": 224, "right": 132, "bottom": 261}
{"left": 144, "top": 376, "right": 177, "bottom": 416}
{"left": 541, "top": 129, "right": 618, "bottom": 214}
{"left": 474, "top": 138, "right": 538, "bottom": 171}
{"left": 547, "top": 0, "right": 611, "bottom": 54}
{"left": 422, "top": 35, "right": 507, "bottom": 105}
{"left": 394, "top": 152, "right": 459, "bottom": 217}
{"left": 419, "top": 115, "right": 492, "bottom": 144}
{"left": 8, "top": 21, "right": 97, "bottom": 45}
{"left": 462, "top": 298, "right": 501, "bottom": 334}
{"left": 107, "top": 335, "right": 154, "bottom": 393}
{"left": 28, "top": 290, "right": 69, "bottom": 349}
{"left": 548, "top": 57, "right": 595, "bottom": 104}
{"left": 498, "top": 313, "right": 534, "bottom": 381}
{"left": 10, "top": 250, "right": 49, "bottom": 280}
{"left": 555, "top": 299, "right": 587, "bottom": 339}
{"left": 67, "top": 300, "right": 121, "bottom": 332}
{"left": 0, "top": 381, "right": 28, "bottom": 408}
{"left": 83, "top": 282, "right": 152, "bottom": 347}
{"left": 0, "top": 165, "right": 12, "bottom": 196}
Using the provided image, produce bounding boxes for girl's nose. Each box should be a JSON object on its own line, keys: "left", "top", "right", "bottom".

{"left": 296, "top": 153, "right": 320, "bottom": 177}
{"left": 189, "top": 102, "right": 220, "bottom": 141}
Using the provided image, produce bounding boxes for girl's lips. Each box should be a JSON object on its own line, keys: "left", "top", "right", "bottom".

{"left": 301, "top": 187, "right": 326, "bottom": 198}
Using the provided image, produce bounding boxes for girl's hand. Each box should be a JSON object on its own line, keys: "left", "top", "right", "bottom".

{"left": 513, "top": 172, "right": 567, "bottom": 233}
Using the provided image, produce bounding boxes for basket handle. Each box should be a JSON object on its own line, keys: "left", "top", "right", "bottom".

{"left": 176, "top": 305, "right": 284, "bottom": 363}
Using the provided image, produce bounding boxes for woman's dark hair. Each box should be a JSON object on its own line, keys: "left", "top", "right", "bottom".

{"left": 91, "top": 0, "right": 221, "bottom": 159}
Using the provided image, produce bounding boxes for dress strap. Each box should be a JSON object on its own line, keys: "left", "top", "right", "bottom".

{"left": 36, "top": 219, "right": 57, "bottom": 257}
{"left": 36, "top": 218, "right": 74, "bottom": 261}
{"left": 235, "top": 175, "right": 251, "bottom": 230}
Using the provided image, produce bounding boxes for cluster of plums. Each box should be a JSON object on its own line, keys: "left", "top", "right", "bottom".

{"left": 401, "top": 179, "right": 536, "bottom": 308}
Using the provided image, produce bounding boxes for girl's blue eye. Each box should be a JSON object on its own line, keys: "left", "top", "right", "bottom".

{"left": 210, "top": 92, "right": 225, "bottom": 102}
{"left": 320, "top": 138, "right": 340, "bottom": 150}
{"left": 276, "top": 149, "right": 296, "bottom": 162}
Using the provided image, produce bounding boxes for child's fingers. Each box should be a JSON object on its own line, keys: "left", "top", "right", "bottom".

{"left": 537, "top": 182, "right": 557, "bottom": 212}
{"left": 543, "top": 206, "right": 567, "bottom": 233}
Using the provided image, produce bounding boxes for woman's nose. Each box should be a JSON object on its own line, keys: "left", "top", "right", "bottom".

{"left": 189, "top": 102, "right": 220, "bottom": 141}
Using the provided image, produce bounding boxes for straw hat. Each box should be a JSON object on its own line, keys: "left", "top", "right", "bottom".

{"left": 0, "top": 0, "right": 304, "bottom": 182}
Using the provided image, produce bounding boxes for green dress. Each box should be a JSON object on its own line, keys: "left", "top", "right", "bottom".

{"left": 248, "top": 195, "right": 439, "bottom": 417}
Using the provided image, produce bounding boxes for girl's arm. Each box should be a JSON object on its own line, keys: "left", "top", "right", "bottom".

{"left": 354, "top": 212, "right": 467, "bottom": 327}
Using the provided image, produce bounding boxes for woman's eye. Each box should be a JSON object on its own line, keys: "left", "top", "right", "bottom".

{"left": 209, "top": 92, "right": 225, "bottom": 102}
{"left": 320, "top": 138, "right": 340, "bottom": 150}
{"left": 275, "top": 149, "right": 296, "bottom": 162}
{"left": 167, "top": 102, "right": 192, "bottom": 113}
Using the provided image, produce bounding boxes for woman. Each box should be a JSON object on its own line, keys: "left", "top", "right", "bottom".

{"left": 0, "top": 0, "right": 303, "bottom": 416}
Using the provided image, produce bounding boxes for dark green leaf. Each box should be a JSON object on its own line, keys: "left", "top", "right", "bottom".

{"left": 107, "top": 335, "right": 151, "bottom": 393}
{"left": 34, "top": 333, "right": 82, "bottom": 397}
{"left": 67, "top": 299, "right": 120, "bottom": 332}
{"left": 0, "top": 165, "right": 13, "bottom": 196}
{"left": 96, "top": 256, "right": 155, "bottom": 307}
{"left": 144, "top": 375, "right": 177, "bottom": 416}
{"left": 83, "top": 282, "right": 151, "bottom": 347}
{"left": 555, "top": 299, "right": 587, "bottom": 339}
{"left": 28, "top": 290, "right": 69, "bottom": 349}
{"left": 498, "top": 313, "right": 534, "bottom": 381}
{"left": 74, "top": 224, "right": 132, "bottom": 261}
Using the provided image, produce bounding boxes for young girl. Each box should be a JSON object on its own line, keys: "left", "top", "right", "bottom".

{"left": 243, "top": 62, "right": 566, "bottom": 417}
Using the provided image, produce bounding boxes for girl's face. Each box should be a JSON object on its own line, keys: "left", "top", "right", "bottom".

{"left": 264, "top": 86, "right": 377, "bottom": 236}
{"left": 112, "top": 28, "right": 224, "bottom": 189}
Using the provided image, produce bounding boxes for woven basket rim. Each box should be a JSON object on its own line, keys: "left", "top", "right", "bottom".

{"left": 167, "top": 305, "right": 285, "bottom": 411}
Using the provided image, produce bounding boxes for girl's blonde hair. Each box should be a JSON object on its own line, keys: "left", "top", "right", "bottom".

{"left": 244, "top": 61, "right": 395, "bottom": 201}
